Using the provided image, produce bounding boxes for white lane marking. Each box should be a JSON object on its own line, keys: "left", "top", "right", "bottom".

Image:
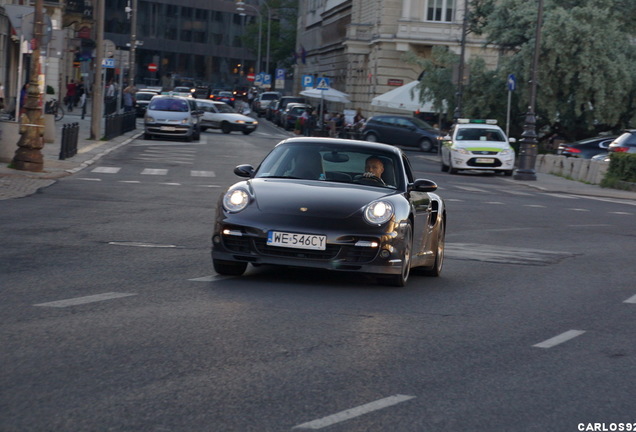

{"left": 119, "top": 180, "right": 141, "bottom": 183}
{"left": 623, "top": 294, "right": 636, "bottom": 304}
{"left": 191, "top": 170, "right": 216, "bottom": 177}
{"left": 34, "top": 292, "right": 136, "bottom": 308}
{"left": 108, "top": 241, "right": 179, "bottom": 248}
{"left": 189, "top": 275, "right": 230, "bottom": 282}
{"left": 524, "top": 204, "right": 546, "bottom": 208}
{"left": 533, "top": 330, "right": 586, "bottom": 348}
{"left": 195, "top": 185, "right": 222, "bottom": 188}
{"left": 92, "top": 167, "right": 121, "bottom": 174}
{"left": 159, "top": 182, "right": 181, "bottom": 186}
{"left": 292, "top": 395, "right": 416, "bottom": 430}
{"left": 485, "top": 201, "right": 504, "bottom": 205}
{"left": 445, "top": 198, "right": 464, "bottom": 202}
{"left": 546, "top": 193, "right": 580, "bottom": 199}
{"left": 500, "top": 189, "right": 532, "bottom": 196}
{"left": 609, "top": 211, "right": 633, "bottom": 215}
{"left": 569, "top": 208, "right": 590, "bottom": 212}
{"left": 454, "top": 185, "right": 489, "bottom": 193}
{"left": 141, "top": 168, "right": 168, "bottom": 175}
{"left": 76, "top": 178, "right": 102, "bottom": 181}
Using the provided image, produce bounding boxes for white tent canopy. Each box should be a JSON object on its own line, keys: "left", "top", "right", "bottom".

{"left": 300, "top": 87, "right": 351, "bottom": 104}
{"left": 371, "top": 81, "right": 437, "bottom": 112}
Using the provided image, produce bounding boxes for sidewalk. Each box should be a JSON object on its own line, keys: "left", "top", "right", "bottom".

{"left": 1, "top": 120, "right": 635, "bottom": 201}
{"left": 0, "top": 111, "right": 142, "bottom": 200}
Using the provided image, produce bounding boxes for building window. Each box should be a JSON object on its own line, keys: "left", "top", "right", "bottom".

{"left": 426, "top": 0, "right": 455, "bottom": 22}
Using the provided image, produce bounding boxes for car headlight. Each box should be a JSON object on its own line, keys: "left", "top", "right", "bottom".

{"left": 451, "top": 147, "right": 471, "bottom": 155}
{"left": 364, "top": 200, "right": 394, "bottom": 225}
{"left": 181, "top": 118, "right": 192, "bottom": 125}
{"left": 145, "top": 116, "right": 155, "bottom": 123}
{"left": 499, "top": 148, "right": 513, "bottom": 155}
{"left": 235, "top": 120, "right": 246, "bottom": 124}
{"left": 223, "top": 188, "right": 250, "bottom": 213}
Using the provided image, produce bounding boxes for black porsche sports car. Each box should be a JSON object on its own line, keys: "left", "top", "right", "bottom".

{"left": 211, "top": 138, "right": 446, "bottom": 286}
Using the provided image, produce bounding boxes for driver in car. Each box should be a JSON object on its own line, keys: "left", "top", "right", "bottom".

{"left": 363, "top": 156, "right": 385, "bottom": 182}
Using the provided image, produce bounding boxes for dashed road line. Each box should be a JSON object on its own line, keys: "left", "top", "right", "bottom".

{"left": 292, "top": 395, "right": 416, "bottom": 430}
{"left": 141, "top": 168, "right": 169, "bottom": 175}
{"left": 91, "top": 167, "right": 121, "bottom": 174}
{"left": 623, "top": 294, "right": 636, "bottom": 304}
{"left": 34, "top": 292, "right": 137, "bottom": 308}
{"left": 533, "top": 330, "right": 586, "bottom": 349}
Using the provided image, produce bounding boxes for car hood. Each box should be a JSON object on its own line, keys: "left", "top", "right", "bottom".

{"left": 245, "top": 179, "right": 395, "bottom": 218}
{"left": 453, "top": 140, "right": 512, "bottom": 151}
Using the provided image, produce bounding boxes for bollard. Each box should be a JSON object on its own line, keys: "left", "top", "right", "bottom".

{"left": 59, "top": 122, "right": 79, "bottom": 160}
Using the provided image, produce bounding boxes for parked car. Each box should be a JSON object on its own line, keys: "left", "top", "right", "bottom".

{"left": 170, "top": 86, "right": 194, "bottom": 98}
{"left": 253, "top": 91, "right": 280, "bottom": 117}
{"left": 270, "top": 96, "right": 307, "bottom": 125}
{"left": 144, "top": 95, "right": 202, "bottom": 141}
{"left": 195, "top": 99, "right": 258, "bottom": 135}
{"left": 608, "top": 130, "right": 636, "bottom": 154}
{"left": 281, "top": 103, "right": 311, "bottom": 130}
{"left": 440, "top": 119, "right": 516, "bottom": 176}
{"left": 134, "top": 91, "right": 157, "bottom": 117}
{"left": 362, "top": 115, "right": 441, "bottom": 152}
{"left": 211, "top": 137, "right": 446, "bottom": 286}
{"left": 557, "top": 136, "right": 617, "bottom": 159}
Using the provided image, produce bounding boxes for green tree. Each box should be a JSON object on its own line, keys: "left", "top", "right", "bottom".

{"left": 481, "top": 0, "right": 636, "bottom": 138}
{"left": 241, "top": 0, "right": 298, "bottom": 74}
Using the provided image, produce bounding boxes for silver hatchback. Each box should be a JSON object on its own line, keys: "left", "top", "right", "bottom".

{"left": 144, "top": 95, "right": 202, "bottom": 141}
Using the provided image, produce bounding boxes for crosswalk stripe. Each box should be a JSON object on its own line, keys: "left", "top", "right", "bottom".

{"left": 141, "top": 168, "right": 168, "bottom": 175}
{"left": 191, "top": 170, "right": 216, "bottom": 177}
{"left": 92, "top": 167, "right": 121, "bottom": 174}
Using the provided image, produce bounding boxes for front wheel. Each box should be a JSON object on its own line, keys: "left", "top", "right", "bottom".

{"left": 213, "top": 259, "right": 247, "bottom": 276}
{"left": 385, "top": 223, "right": 412, "bottom": 287}
{"left": 364, "top": 133, "right": 378, "bottom": 142}
{"left": 242, "top": 130, "right": 253, "bottom": 135}
{"left": 221, "top": 122, "right": 232, "bottom": 134}
{"left": 55, "top": 106, "right": 64, "bottom": 122}
{"left": 419, "top": 138, "right": 433, "bottom": 152}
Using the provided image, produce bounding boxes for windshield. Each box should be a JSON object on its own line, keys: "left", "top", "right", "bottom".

{"left": 456, "top": 128, "right": 505, "bottom": 142}
{"left": 136, "top": 93, "right": 154, "bottom": 101}
{"left": 256, "top": 142, "right": 402, "bottom": 189}
{"left": 148, "top": 98, "right": 189, "bottom": 112}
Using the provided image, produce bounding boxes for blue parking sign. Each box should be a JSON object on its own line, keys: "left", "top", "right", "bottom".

{"left": 302, "top": 75, "right": 314, "bottom": 88}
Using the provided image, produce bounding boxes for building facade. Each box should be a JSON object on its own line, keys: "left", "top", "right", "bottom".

{"left": 295, "top": 0, "right": 499, "bottom": 117}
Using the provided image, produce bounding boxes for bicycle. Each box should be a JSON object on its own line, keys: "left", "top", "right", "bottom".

{"left": 45, "top": 98, "right": 64, "bottom": 121}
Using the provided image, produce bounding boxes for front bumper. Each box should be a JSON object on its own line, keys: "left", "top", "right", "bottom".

{"left": 211, "top": 221, "right": 408, "bottom": 275}
{"left": 451, "top": 152, "right": 515, "bottom": 170}
{"left": 145, "top": 123, "right": 195, "bottom": 137}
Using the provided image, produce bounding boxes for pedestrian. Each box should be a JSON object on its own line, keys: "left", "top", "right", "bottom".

{"left": 0, "top": 81, "right": 5, "bottom": 111}
{"left": 123, "top": 84, "right": 136, "bottom": 113}
{"left": 66, "top": 79, "right": 77, "bottom": 112}
{"left": 80, "top": 91, "right": 87, "bottom": 119}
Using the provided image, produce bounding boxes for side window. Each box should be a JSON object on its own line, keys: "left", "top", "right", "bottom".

{"left": 402, "top": 155, "right": 415, "bottom": 184}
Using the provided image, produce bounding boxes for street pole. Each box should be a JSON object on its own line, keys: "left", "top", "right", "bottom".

{"left": 91, "top": 0, "right": 105, "bottom": 140}
{"left": 262, "top": 0, "right": 271, "bottom": 77}
{"left": 11, "top": 0, "right": 44, "bottom": 172}
{"left": 129, "top": 0, "right": 138, "bottom": 86}
{"left": 514, "top": 0, "right": 543, "bottom": 181}
{"left": 453, "top": 0, "right": 469, "bottom": 120}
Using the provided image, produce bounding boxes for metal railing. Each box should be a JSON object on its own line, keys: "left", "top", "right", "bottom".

{"left": 59, "top": 122, "right": 79, "bottom": 160}
{"left": 104, "top": 111, "right": 137, "bottom": 140}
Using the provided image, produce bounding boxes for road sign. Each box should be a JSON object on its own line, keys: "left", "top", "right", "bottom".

{"left": 102, "top": 58, "right": 115, "bottom": 68}
{"left": 255, "top": 73, "right": 263, "bottom": 87}
{"left": 263, "top": 74, "right": 272, "bottom": 87}
{"left": 507, "top": 74, "right": 516, "bottom": 92}
{"left": 148, "top": 63, "right": 158, "bottom": 72}
{"left": 316, "top": 77, "right": 330, "bottom": 90}
{"left": 247, "top": 73, "right": 255, "bottom": 82}
{"left": 302, "top": 75, "right": 314, "bottom": 88}
{"left": 275, "top": 68, "right": 285, "bottom": 90}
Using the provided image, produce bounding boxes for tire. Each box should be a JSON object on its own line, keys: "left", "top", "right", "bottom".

{"left": 213, "top": 259, "right": 247, "bottom": 276}
{"left": 503, "top": 170, "right": 513, "bottom": 176}
{"left": 200, "top": 127, "right": 208, "bottom": 132}
{"left": 419, "top": 138, "right": 433, "bottom": 152}
{"left": 421, "top": 218, "right": 445, "bottom": 277}
{"left": 242, "top": 130, "right": 253, "bottom": 135}
{"left": 364, "top": 133, "right": 378, "bottom": 142}
{"left": 221, "top": 122, "right": 232, "bottom": 134}
{"left": 55, "top": 106, "right": 64, "bottom": 122}
{"left": 449, "top": 160, "right": 458, "bottom": 175}
{"left": 385, "top": 222, "right": 412, "bottom": 287}
{"left": 441, "top": 157, "right": 449, "bottom": 172}
{"left": 144, "top": 132, "right": 152, "bottom": 140}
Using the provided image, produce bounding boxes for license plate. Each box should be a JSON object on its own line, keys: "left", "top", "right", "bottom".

{"left": 475, "top": 158, "right": 495, "bottom": 163}
{"left": 246, "top": 125, "right": 255, "bottom": 129}
{"left": 160, "top": 126, "right": 176, "bottom": 131}
{"left": 267, "top": 231, "right": 326, "bottom": 250}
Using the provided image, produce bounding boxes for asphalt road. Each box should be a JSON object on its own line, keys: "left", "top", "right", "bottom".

{"left": 2, "top": 121, "right": 635, "bottom": 431}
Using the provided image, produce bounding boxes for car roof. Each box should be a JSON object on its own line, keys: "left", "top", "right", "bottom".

{"left": 277, "top": 137, "right": 405, "bottom": 156}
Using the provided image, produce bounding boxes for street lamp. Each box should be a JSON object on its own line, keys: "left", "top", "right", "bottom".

{"left": 236, "top": 1, "right": 271, "bottom": 75}
{"left": 236, "top": 2, "right": 262, "bottom": 75}
{"left": 514, "top": 0, "right": 544, "bottom": 181}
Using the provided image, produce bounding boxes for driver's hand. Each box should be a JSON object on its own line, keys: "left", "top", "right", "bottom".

{"left": 362, "top": 171, "right": 374, "bottom": 178}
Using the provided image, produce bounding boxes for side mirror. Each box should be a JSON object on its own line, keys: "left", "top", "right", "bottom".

{"left": 509, "top": 137, "right": 517, "bottom": 143}
{"left": 409, "top": 178, "right": 438, "bottom": 193}
{"left": 234, "top": 164, "right": 255, "bottom": 178}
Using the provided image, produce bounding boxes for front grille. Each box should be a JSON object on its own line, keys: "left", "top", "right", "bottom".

{"left": 471, "top": 150, "right": 498, "bottom": 155}
{"left": 467, "top": 158, "right": 502, "bottom": 168}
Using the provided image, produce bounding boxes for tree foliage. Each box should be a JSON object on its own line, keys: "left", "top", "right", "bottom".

{"left": 405, "top": 0, "right": 636, "bottom": 139}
